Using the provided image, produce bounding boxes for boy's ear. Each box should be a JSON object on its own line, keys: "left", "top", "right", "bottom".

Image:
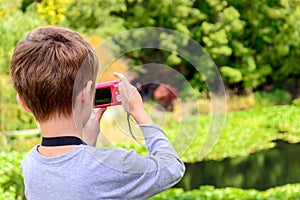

{"left": 85, "top": 81, "right": 93, "bottom": 95}
{"left": 16, "top": 94, "right": 32, "bottom": 113}
{"left": 81, "top": 81, "right": 93, "bottom": 104}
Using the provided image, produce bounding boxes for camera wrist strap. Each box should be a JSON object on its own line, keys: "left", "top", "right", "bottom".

{"left": 41, "top": 136, "right": 87, "bottom": 146}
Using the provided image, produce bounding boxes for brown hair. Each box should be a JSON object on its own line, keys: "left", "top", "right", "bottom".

{"left": 10, "top": 26, "right": 98, "bottom": 122}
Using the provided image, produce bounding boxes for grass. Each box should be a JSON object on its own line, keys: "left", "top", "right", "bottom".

{"left": 116, "top": 105, "right": 300, "bottom": 162}
{"left": 150, "top": 184, "right": 300, "bottom": 200}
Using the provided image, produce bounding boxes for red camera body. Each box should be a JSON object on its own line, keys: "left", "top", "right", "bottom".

{"left": 93, "top": 80, "right": 122, "bottom": 108}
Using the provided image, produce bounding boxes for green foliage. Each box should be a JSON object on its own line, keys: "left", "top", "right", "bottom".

{"left": 292, "top": 98, "right": 300, "bottom": 107}
{"left": 118, "top": 105, "right": 300, "bottom": 162}
{"left": 1, "top": 103, "right": 37, "bottom": 131}
{"left": 240, "top": 0, "right": 300, "bottom": 90}
{"left": 0, "top": 1, "right": 43, "bottom": 132}
{"left": 1, "top": 0, "right": 299, "bottom": 135}
{"left": 190, "top": 0, "right": 300, "bottom": 91}
{"left": 254, "top": 89, "right": 293, "bottom": 107}
{"left": 1, "top": 0, "right": 300, "bottom": 99}
{"left": 99, "top": 0, "right": 209, "bottom": 90}
{"left": 0, "top": 151, "right": 25, "bottom": 200}
{"left": 36, "top": 0, "right": 71, "bottom": 25}
{"left": 63, "top": 0, "right": 126, "bottom": 37}
{"left": 0, "top": 75, "right": 37, "bottom": 132}
{"left": 81, "top": 0, "right": 300, "bottom": 93}
{"left": 200, "top": 1, "right": 297, "bottom": 91}
{"left": 150, "top": 184, "right": 300, "bottom": 200}
{"left": 122, "top": 0, "right": 205, "bottom": 33}
{"left": 179, "top": 105, "right": 300, "bottom": 162}
{"left": 0, "top": 2, "right": 45, "bottom": 74}
{"left": 192, "top": 105, "right": 300, "bottom": 161}
{"left": 220, "top": 66, "right": 242, "bottom": 84}
{"left": 0, "top": 0, "right": 24, "bottom": 18}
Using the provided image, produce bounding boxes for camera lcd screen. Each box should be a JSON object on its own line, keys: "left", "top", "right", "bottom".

{"left": 94, "top": 87, "right": 112, "bottom": 105}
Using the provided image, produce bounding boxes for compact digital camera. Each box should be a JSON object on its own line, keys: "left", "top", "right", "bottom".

{"left": 93, "top": 80, "right": 122, "bottom": 108}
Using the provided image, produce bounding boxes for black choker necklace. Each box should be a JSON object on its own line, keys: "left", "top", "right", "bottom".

{"left": 41, "top": 136, "right": 87, "bottom": 146}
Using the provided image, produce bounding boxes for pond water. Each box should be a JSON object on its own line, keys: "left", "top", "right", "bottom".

{"left": 175, "top": 140, "right": 300, "bottom": 190}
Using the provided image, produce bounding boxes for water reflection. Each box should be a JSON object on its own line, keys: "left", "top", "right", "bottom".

{"left": 176, "top": 141, "right": 300, "bottom": 190}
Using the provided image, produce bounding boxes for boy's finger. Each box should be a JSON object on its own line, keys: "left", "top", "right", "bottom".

{"left": 113, "top": 72, "right": 124, "bottom": 80}
{"left": 113, "top": 72, "right": 130, "bottom": 87}
{"left": 95, "top": 107, "right": 106, "bottom": 122}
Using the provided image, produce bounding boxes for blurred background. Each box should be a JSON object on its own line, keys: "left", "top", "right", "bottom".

{"left": 0, "top": 0, "right": 300, "bottom": 199}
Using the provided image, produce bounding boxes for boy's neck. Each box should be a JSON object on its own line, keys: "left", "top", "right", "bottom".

{"left": 39, "top": 116, "right": 81, "bottom": 139}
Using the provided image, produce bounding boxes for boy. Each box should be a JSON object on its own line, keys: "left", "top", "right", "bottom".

{"left": 10, "top": 26, "right": 185, "bottom": 199}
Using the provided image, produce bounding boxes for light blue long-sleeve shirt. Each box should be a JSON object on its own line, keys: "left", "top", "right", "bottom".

{"left": 21, "top": 126, "right": 185, "bottom": 200}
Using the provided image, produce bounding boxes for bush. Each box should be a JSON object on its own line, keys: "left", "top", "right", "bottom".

{"left": 0, "top": 151, "right": 25, "bottom": 200}
{"left": 254, "top": 89, "right": 293, "bottom": 107}
{"left": 0, "top": 75, "right": 37, "bottom": 132}
{"left": 0, "top": 4, "right": 43, "bottom": 132}
{"left": 292, "top": 98, "right": 300, "bottom": 107}
{"left": 150, "top": 184, "right": 300, "bottom": 200}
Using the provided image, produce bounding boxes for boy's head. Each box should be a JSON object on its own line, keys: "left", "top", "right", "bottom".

{"left": 10, "top": 26, "right": 98, "bottom": 122}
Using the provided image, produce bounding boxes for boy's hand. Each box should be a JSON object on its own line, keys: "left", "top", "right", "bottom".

{"left": 83, "top": 107, "right": 106, "bottom": 146}
{"left": 113, "top": 72, "right": 152, "bottom": 125}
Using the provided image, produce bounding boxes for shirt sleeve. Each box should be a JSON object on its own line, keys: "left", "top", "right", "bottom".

{"left": 116, "top": 126, "right": 186, "bottom": 199}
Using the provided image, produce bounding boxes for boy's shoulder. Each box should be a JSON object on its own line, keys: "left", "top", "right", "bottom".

{"left": 84, "top": 145, "right": 140, "bottom": 165}
{"left": 21, "top": 144, "right": 138, "bottom": 167}
{"left": 21, "top": 145, "right": 85, "bottom": 165}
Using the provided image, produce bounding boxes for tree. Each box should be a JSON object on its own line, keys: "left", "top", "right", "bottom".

{"left": 109, "top": 0, "right": 300, "bottom": 95}
{"left": 0, "top": 0, "right": 44, "bottom": 131}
